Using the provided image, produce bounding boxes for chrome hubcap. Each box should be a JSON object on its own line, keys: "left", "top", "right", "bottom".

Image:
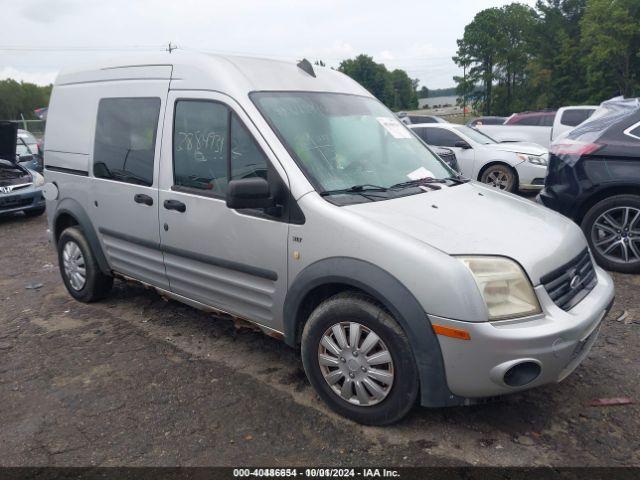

{"left": 318, "top": 322, "right": 394, "bottom": 407}
{"left": 485, "top": 170, "right": 510, "bottom": 190}
{"left": 592, "top": 206, "right": 640, "bottom": 264}
{"left": 62, "top": 241, "right": 86, "bottom": 291}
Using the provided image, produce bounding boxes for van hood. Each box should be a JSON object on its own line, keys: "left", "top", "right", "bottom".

{"left": 344, "top": 183, "right": 586, "bottom": 284}
{"left": 487, "top": 142, "right": 547, "bottom": 155}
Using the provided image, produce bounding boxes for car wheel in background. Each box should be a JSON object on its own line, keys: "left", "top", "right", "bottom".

{"left": 57, "top": 226, "right": 114, "bottom": 302}
{"left": 23, "top": 207, "right": 45, "bottom": 217}
{"left": 582, "top": 195, "right": 640, "bottom": 273}
{"left": 480, "top": 164, "right": 517, "bottom": 192}
{"left": 301, "top": 292, "right": 419, "bottom": 425}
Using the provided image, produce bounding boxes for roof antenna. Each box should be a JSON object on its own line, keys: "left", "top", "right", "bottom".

{"left": 166, "top": 42, "right": 177, "bottom": 53}
{"left": 297, "top": 58, "right": 316, "bottom": 77}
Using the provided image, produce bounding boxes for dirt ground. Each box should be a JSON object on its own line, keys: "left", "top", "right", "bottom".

{"left": 1, "top": 214, "right": 639, "bottom": 467}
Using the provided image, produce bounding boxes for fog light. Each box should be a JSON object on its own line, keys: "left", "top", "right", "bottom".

{"left": 503, "top": 361, "right": 541, "bottom": 387}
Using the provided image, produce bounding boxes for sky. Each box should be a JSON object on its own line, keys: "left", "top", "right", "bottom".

{"left": 0, "top": 0, "right": 537, "bottom": 91}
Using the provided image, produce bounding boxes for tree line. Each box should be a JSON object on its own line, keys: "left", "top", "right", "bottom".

{"left": 454, "top": 0, "right": 640, "bottom": 116}
{"left": 0, "top": 79, "right": 52, "bottom": 120}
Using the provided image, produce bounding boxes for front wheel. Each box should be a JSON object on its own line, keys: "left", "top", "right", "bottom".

{"left": 301, "top": 292, "right": 419, "bottom": 425}
{"left": 480, "top": 164, "right": 517, "bottom": 192}
{"left": 581, "top": 194, "right": 640, "bottom": 273}
{"left": 57, "top": 226, "right": 114, "bottom": 302}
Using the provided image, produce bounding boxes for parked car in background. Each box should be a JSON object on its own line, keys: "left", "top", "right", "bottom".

{"left": 539, "top": 97, "right": 640, "bottom": 273}
{"left": 466, "top": 116, "right": 506, "bottom": 127}
{"left": 410, "top": 123, "right": 548, "bottom": 192}
{"left": 397, "top": 112, "right": 447, "bottom": 125}
{"left": 505, "top": 110, "right": 557, "bottom": 127}
{"left": 43, "top": 52, "right": 614, "bottom": 425}
{"left": 475, "top": 107, "right": 599, "bottom": 148}
{"left": 550, "top": 106, "right": 597, "bottom": 142}
{"left": 0, "top": 122, "right": 46, "bottom": 217}
{"left": 16, "top": 129, "right": 43, "bottom": 173}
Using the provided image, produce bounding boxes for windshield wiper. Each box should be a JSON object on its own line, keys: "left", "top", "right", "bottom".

{"left": 389, "top": 178, "right": 443, "bottom": 191}
{"left": 443, "top": 175, "right": 470, "bottom": 185}
{"left": 320, "top": 184, "right": 389, "bottom": 197}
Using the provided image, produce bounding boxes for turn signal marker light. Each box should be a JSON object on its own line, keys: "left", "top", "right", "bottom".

{"left": 432, "top": 324, "right": 471, "bottom": 341}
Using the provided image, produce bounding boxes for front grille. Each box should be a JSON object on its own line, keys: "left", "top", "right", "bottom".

{"left": 541, "top": 249, "right": 597, "bottom": 311}
{"left": 0, "top": 196, "right": 33, "bottom": 210}
{"left": 439, "top": 153, "right": 460, "bottom": 172}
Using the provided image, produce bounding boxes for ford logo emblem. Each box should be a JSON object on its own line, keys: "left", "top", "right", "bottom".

{"left": 570, "top": 275, "right": 582, "bottom": 289}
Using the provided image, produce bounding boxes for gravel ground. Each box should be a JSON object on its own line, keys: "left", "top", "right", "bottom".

{"left": 1, "top": 214, "right": 639, "bottom": 467}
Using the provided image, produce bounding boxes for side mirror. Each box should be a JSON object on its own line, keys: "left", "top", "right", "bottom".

{"left": 226, "top": 177, "right": 275, "bottom": 209}
{"left": 455, "top": 140, "right": 472, "bottom": 149}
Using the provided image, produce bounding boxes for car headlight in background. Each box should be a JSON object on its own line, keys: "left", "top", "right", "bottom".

{"left": 32, "top": 171, "right": 45, "bottom": 187}
{"left": 517, "top": 153, "right": 548, "bottom": 166}
{"left": 457, "top": 256, "right": 542, "bottom": 320}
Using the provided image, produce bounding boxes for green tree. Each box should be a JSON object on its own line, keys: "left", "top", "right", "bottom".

{"left": 418, "top": 86, "right": 429, "bottom": 98}
{"left": 581, "top": 0, "right": 640, "bottom": 99}
{"left": 0, "top": 79, "right": 52, "bottom": 120}
{"left": 338, "top": 54, "right": 418, "bottom": 110}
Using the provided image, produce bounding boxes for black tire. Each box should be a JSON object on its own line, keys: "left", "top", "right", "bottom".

{"left": 480, "top": 163, "right": 518, "bottom": 192}
{"left": 301, "top": 292, "right": 419, "bottom": 425}
{"left": 24, "top": 207, "right": 45, "bottom": 217}
{"left": 57, "top": 226, "right": 113, "bottom": 302}
{"left": 581, "top": 194, "right": 640, "bottom": 274}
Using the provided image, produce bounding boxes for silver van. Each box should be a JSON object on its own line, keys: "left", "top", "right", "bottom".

{"left": 44, "top": 52, "right": 615, "bottom": 425}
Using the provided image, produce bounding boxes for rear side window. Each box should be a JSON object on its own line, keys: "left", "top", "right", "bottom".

{"left": 173, "top": 100, "right": 269, "bottom": 195}
{"left": 425, "top": 128, "right": 461, "bottom": 147}
{"left": 540, "top": 114, "right": 555, "bottom": 127}
{"left": 93, "top": 97, "right": 160, "bottom": 186}
{"left": 561, "top": 109, "right": 595, "bottom": 127}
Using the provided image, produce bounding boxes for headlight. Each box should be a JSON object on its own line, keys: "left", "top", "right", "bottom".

{"left": 457, "top": 256, "right": 541, "bottom": 320}
{"left": 32, "top": 172, "right": 45, "bottom": 187}
{"left": 517, "top": 153, "right": 548, "bottom": 166}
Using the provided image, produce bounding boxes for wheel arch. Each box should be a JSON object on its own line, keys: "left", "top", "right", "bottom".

{"left": 53, "top": 198, "right": 111, "bottom": 275}
{"left": 575, "top": 185, "right": 640, "bottom": 225}
{"left": 283, "top": 257, "right": 462, "bottom": 407}
{"left": 477, "top": 160, "right": 520, "bottom": 185}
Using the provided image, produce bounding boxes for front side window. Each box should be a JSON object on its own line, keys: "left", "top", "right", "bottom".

{"left": 173, "top": 100, "right": 270, "bottom": 195}
{"left": 173, "top": 101, "right": 229, "bottom": 194}
{"left": 93, "top": 97, "right": 160, "bottom": 186}
{"left": 251, "top": 92, "right": 451, "bottom": 197}
{"left": 426, "top": 128, "right": 462, "bottom": 148}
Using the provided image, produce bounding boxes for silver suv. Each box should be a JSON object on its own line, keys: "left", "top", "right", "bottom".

{"left": 43, "top": 52, "right": 615, "bottom": 425}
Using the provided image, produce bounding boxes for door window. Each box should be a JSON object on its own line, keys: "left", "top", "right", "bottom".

{"left": 173, "top": 100, "right": 270, "bottom": 195}
{"left": 230, "top": 114, "right": 268, "bottom": 181}
{"left": 426, "top": 128, "right": 462, "bottom": 147}
{"left": 173, "top": 100, "right": 229, "bottom": 195}
{"left": 93, "top": 97, "right": 160, "bottom": 186}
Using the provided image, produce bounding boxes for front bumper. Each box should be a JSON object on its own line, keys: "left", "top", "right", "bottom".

{"left": 432, "top": 265, "right": 615, "bottom": 399}
{"left": 515, "top": 161, "right": 548, "bottom": 190}
{"left": 0, "top": 187, "right": 45, "bottom": 215}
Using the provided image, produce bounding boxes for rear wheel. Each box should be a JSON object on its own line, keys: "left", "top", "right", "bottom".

{"left": 480, "top": 164, "right": 517, "bottom": 192}
{"left": 301, "top": 292, "right": 419, "bottom": 425}
{"left": 57, "top": 226, "right": 113, "bottom": 302}
{"left": 582, "top": 195, "right": 640, "bottom": 273}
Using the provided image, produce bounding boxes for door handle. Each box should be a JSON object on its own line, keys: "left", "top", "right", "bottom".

{"left": 134, "top": 193, "right": 154, "bottom": 206}
{"left": 163, "top": 199, "right": 186, "bottom": 213}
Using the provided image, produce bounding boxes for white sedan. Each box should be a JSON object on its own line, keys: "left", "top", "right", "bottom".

{"left": 410, "top": 123, "right": 548, "bottom": 192}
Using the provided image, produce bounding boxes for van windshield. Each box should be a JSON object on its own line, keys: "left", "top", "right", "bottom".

{"left": 251, "top": 92, "right": 453, "bottom": 201}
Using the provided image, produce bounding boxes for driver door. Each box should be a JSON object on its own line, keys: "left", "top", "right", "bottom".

{"left": 157, "top": 90, "right": 289, "bottom": 332}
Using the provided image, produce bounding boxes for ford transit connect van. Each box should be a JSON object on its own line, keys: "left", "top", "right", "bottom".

{"left": 44, "top": 52, "right": 615, "bottom": 425}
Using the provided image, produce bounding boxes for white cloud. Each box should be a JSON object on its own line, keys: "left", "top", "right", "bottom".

{"left": 1, "top": 0, "right": 538, "bottom": 89}
{"left": 0, "top": 67, "right": 57, "bottom": 86}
